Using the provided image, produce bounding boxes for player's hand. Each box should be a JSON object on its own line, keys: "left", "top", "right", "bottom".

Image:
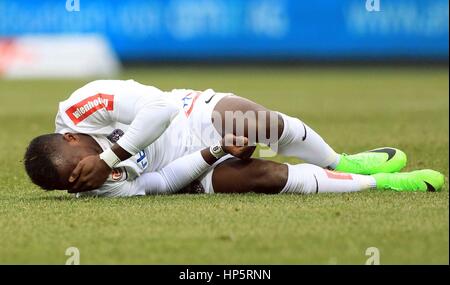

{"left": 68, "top": 155, "right": 111, "bottom": 193}
{"left": 221, "top": 134, "right": 256, "bottom": 160}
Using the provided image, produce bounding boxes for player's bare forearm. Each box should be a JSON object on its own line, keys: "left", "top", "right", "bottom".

{"left": 200, "top": 134, "right": 256, "bottom": 165}
{"left": 200, "top": 148, "right": 219, "bottom": 165}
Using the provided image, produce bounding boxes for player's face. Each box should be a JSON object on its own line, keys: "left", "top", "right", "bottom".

{"left": 56, "top": 133, "right": 101, "bottom": 190}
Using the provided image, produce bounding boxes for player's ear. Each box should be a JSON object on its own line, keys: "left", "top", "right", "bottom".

{"left": 63, "top": 133, "right": 78, "bottom": 143}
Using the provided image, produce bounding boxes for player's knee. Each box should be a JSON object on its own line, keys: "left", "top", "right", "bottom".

{"left": 276, "top": 113, "right": 284, "bottom": 138}
{"left": 263, "top": 112, "right": 283, "bottom": 142}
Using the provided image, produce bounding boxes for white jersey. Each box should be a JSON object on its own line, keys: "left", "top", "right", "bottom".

{"left": 55, "top": 79, "right": 217, "bottom": 197}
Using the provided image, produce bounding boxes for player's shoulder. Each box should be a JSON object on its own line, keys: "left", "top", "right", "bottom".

{"left": 85, "top": 79, "right": 163, "bottom": 91}
{"left": 75, "top": 180, "right": 125, "bottom": 198}
{"left": 69, "top": 79, "right": 134, "bottom": 96}
{"left": 76, "top": 177, "right": 144, "bottom": 198}
{"left": 66, "top": 79, "right": 163, "bottom": 102}
{"left": 81, "top": 79, "right": 143, "bottom": 89}
{"left": 58, "top": 80, "right": 120, "bottom": 104}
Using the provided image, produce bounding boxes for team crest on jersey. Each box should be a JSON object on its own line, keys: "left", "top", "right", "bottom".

{"left": 65, "top": 93, "right": 114, "bottom": 125}
{"left": 110, "top": 167, "right": 127, "bottom": 182}
{"left": 181, "top": 91, "right": 202, "bottom": 117}
{"left": 107, "top": 129, "right": 124, "bottom": 143}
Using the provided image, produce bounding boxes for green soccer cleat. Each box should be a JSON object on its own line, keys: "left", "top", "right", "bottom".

{"left": 372, "top": 169, "right": 445, "bottom": 192}
{"left": 334, "top": 147, "right": 407, "bottom": 175}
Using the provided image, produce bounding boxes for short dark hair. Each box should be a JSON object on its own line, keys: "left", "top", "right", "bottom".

{"left": 24, "top": 134, "right": 65, "bottom": 190}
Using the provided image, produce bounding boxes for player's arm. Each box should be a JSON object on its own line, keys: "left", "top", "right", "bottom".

{"left": 78, "top": 135, "right": 254, "bottom": 197}
{"left": 67, "top": 82, "right": 180, "bottom": 192}
{"left": 142, "top": 135, "right": 254, "bottom": 194}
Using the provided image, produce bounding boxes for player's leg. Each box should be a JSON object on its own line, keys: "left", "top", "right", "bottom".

{"left": 210, "top": 158, "right": 445, "bottom": 194}
{"left": 212, "top": 95, "right": 340, "bottom": 168}
{"left": 212, "top": 95, "right": 407, "bottom": 175}
{"left": 211, "top": 158, "right": 287, "bottom": 194}
{"left": 211, "top": 158, "right": 374, "bottom": 194}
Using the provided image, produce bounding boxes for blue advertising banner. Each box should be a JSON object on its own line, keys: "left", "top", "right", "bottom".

{"left": 0, "top": 0, "right": 448, "bottom": 60}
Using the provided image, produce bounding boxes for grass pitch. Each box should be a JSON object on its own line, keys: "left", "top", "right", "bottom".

{"left": 0, "top": 66, "right": 448, "bottom": 264}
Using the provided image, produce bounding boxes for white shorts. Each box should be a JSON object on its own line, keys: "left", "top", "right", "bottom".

{"left": 183, "top": 89, "right": 233, "bottom": 147}
{"left": 181, "top": 89, "right": 235, "bottom": 194}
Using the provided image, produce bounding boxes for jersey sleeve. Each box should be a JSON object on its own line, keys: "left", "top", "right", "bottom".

{"left": 76, "top": 150, "right": 211, "bottom": 197}
{"left": 76, "top": 180, "right": 146, "bottom": 198}
{"left": 57, "top": 80, "right": 181, "bottom": 155}
{"left": 139, "top": 151, "right": 210, "bottom": 194}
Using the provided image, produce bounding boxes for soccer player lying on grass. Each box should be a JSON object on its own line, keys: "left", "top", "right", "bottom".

{"left": 24, "top": 80, "right": 444, "bottom": 197}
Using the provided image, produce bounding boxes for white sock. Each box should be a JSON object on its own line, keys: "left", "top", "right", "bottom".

{"left": 281, "top": 163, "right": 376, "bottom": 194}
{"left": 275, "top": 113, "right": 340, "bottom": 168}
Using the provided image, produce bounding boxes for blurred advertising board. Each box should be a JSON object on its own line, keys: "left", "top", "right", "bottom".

{"left": 0, "top": 0, "right": 448, "bottom": 61}
{"left": 0, "top": 35, "right": 120, "bottom": 78}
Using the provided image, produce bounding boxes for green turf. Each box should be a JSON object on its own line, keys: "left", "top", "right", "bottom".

{"left": 0, "top": 66, "right": 448, "bottom": 264}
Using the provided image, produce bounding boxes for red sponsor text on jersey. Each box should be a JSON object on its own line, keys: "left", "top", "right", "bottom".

{"left": 324, "top": 169, "right": 353, "bottom": 180}
{"left": 66, "top": 93, "right": 114, "bottom": 125}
